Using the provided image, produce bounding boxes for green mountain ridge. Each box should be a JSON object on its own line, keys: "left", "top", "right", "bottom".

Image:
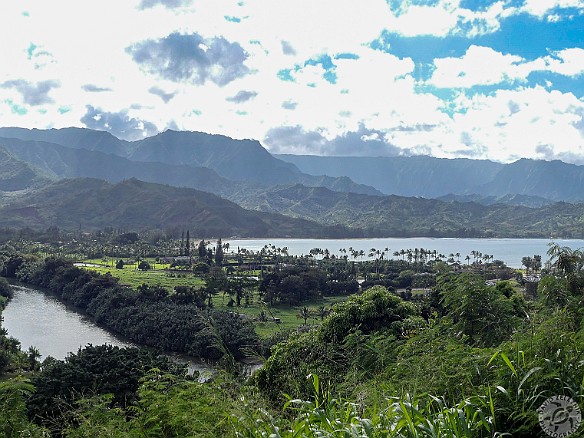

{"left": 0, "top": 126, "right": 133, "bottom": 156}
{"left": 2, "top": 175, "right": 584, "bottom": 238}
{"left": 436, "top": 193, "right": 555, "bottom": 208}
{"left": 0, "top": 178, "right": 361, "bottom": 238}
{"left": 276, "top": 154, "right": 504, "bottom": 198}
{"left": 0, "top": 128, "right": 381, "bottom": 196}
{"left": 0, "top": 147, "right": 52, "bottom": 192}
{"left": 0, "top": 136, "right": 249, "bottom": 196}
{"left": 277, "top": 153, "right": 584, "bottom": 203}
{"left": 479, "top": 158, "right": 584, "bottom": 202}
{"left": 2, "top": 127, "right": 584, "bottom": 238}
{"left": 234, "top": 183, "right": 584, "bottom": 238}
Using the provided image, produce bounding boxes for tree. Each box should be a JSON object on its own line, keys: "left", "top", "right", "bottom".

{"left": 172, "top": 285, "right": 206, "bottom": 308}
{"left": 0, "top": 278, "right": 13, "bottom": 298}
{"left": 438, "top": 273, "right": 519, "bottom": 347}
{"left": 198, "top": 240, "right": 207, "bottom": 259}
{"left": 27, "top": 345, "right": 183, "bottom": 433}
{"left": 320, "top": 285, "right": 418, "bottom": 342}
{"left": 215, "top": 238, "right": 224, "bottom": 265}
{"left": 204, "top": 267, "right": 227, "bottom": 307}
{"left": 316, "top": 306, "right": 329, "bottom": 320}
{"left": 26, "top": 346, "right": 41, "bottom": 371}
{"left": 0, "top": 378, "right": 47, "bottom": 437}
{"left": 180, "top": 230, "right": 184, "bottom": 256}
{"left": 185, "top": 230, "right": 190, "bottom": 257}
{"left": 532, "top": 254, "right": 542, "bottom": 273}
{"left": 137, "top": 283, "right": 168, "bottom": 301}
{"left": 115, "top": 259, "right": 124, "bottom": 269}
{"left": 547, "top": 243, "right": 582, "bottom": 276}
{"left": 537, "top": 275, "right": 568, "bottom": 307}
{"left": 280, "top": 275, "right": 303, "bottom": 306}
{"left": 226, "top": 276, "right": 257, "bottom": 307}
{"left": 137, "top": 260, "right": 151, "bottom": 271}
{"left": 547, "top": 243, "right": 584, "bottom": 297}
{"left": 521, "top": 256, "right": 533, "bottom": 275}
{"left": 297, "top": 306, "right": 311, "bottom": 325}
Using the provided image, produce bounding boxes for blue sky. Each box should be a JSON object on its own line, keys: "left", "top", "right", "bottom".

{"left": 0, "top": 0, "right": 582, "bottom": 163}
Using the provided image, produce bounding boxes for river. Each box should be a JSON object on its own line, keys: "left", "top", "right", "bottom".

{"left": 1, "top": 284, "right": 216, "bottom": 379}
{"left": 226, "top": 237, "right": 584, "bottom": 268}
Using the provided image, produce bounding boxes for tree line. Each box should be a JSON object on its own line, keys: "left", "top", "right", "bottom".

{"left": 0, "top": 253, "right": 261, "bottom": 361}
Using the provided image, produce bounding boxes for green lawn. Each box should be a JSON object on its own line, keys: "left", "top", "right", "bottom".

{"left": 79, "top": 259, "right": 347, "bottom": 338}
{"left": 80, "top": 261, "right": 204, "bottom": 289}
{"left": 211, "top": 293, "right": 347, "bottom": 337}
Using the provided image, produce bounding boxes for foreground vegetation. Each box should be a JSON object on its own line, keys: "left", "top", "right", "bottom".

{"left": 1, "top": 233, "right": 583, "bottom": 437}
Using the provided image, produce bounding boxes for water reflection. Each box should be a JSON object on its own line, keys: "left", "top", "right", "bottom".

{"left": 2, "top": 285, "right": 261, "bottom": 381}
{"left": 2, "top": 285, "right": 131, "bottom": 360}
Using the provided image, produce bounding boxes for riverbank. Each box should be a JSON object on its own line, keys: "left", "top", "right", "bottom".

{"left": 2, "top": 282, "right": 263, "bottom": 380}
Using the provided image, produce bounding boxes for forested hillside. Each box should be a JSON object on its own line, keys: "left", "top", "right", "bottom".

{"left": 0, "top": 128, "right": 380, "bottom": 196}
{"left": 0, "top": 178, "right": 360, "bottom": 237}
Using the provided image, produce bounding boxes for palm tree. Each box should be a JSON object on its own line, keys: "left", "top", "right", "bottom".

{"left": 317, "top": 306, "right": 329, "bottom": 320}
{"left": 547, "top": 243, "right": 581, "bottom": 276}
{"left": 297, "top": 306, "right": 311, "bottom": 325}
{"left": 27, "top": 346, "right": 41, "bottom": 371}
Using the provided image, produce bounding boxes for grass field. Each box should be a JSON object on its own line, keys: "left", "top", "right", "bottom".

{"left": 212, "top": 294, "right": 347, "bottom": 337}
{"left": 79, "top": 259, "right": 346, "bottom": 337}
{"left": 79, "top": 259, "right": 205, "bottom": 289}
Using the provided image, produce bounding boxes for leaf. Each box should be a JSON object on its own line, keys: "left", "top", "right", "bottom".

{"left": 496, "top": 385, "right": 509, "bottom": 396}
{"left": 518, "top": 367, "right": 542, "bottom": 394}
{"left": 499, "top": 352, "right": 517, "bottom": 376}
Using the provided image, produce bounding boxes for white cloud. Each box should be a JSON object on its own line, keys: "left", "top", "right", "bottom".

{"left": 379, "top": 0, "right": 581, "bottom": 39}
{"left": 386, "top": 3, "right": 460, "bottom": 37}
{"left": 237, "top": 0, "right": 390, "bottom": 59}
{"left": 0, "top": 0, "right": 582, "bottom": 166}
{"left": 430, "top": 45, "right": 527, "bottom": 88}
{"left": 444, "top": 87, "right": 584, "bottom": 162}
{"left": 382, "top": 0, "right": 518, "bottom": 38}
{"left": 520, "top": 0, "right": 584, "bottom": 18}
{"left": 430, "top": 46, "right": 584, "bottom": 89}
{"left": 541, "top": 48, "right": 584, "bottom": 77}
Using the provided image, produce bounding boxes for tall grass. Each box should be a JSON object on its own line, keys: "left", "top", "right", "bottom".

{"left": 235, "top": 374, "right": 504, "bottom": 437}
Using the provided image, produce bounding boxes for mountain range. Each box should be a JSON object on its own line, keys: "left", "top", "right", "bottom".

{"left": 231, "top": 183, "right": 584, "bottom": 238}
{"left": 0, "top": 128, "right": 380, "bottom": 196}
{"left": 277, "top": 154, "right": 584, "bottom": 204}
{"left": 1, "top": 127, "right": 584, "bottom": 238}
{"left": 0, "top": 178, "right": 360, "bottom": 238}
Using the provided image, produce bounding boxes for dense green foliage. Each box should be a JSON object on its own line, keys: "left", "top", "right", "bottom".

{"left": 1, "top": 240, "right": 584, "bottom": 436}
{"left": 6, "top": 175, "right": 584, "bottom": 236}
{"left": 437, "top": 273, "right": 525, "bottom": 347}
{"left": 2, "top": 254, "right": 261, "bottom": 361}
{"left": 235, "top": 183, "right": 584, "bottom": 238}
{"left": 255, "top": 286, "right": 420, "bottom": 404}
{"left": 26, "top": 345, "right": 184, "bottom": 431}
{"left": 259, "top": 265, "right": 358, "bottom": 306}
{"left": 0, "top": 178, "right": 361, "bottom": 237}
{"left": 0, "top": 146, "right": 51, "bottom": 192}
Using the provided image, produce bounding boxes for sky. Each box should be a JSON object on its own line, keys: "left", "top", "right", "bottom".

{"left": 0, "top": 0, "right": 583, "bottom": 163}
